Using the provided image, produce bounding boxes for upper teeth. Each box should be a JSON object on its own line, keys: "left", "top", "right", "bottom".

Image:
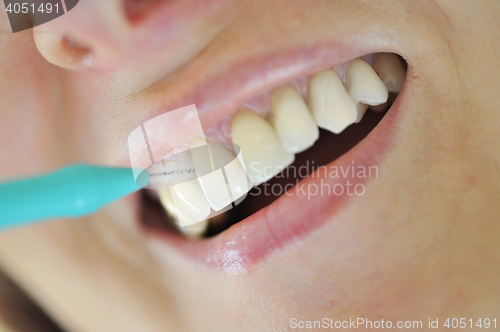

{"left": 373, "top": 53, "right": 406, "bottom": 93}
{"left": 189, "top": 138, "right": 232, "bottom": 212}
{"left": 158, "top": 186, "right": 210, "bottom": 238}
{"left": 155, "top": 54, "right": 404, "bottom": 237}
{"left": 208, "top": 141, "right": 250, "bottom": 203}
{"left": 345, "top": 58, "right": 389, "bottom": 123}
{"left": 308, "top": 69, "right": 358, "bottom": 134}
{"left": 269, "top": 85, "right": 319, "bottom": 153}
{"left": 190, "top": 137, "right": 250, "bottom": 211}
{"left": 169, "top": 179, "right": 212, "bottom": 227}
{"left": 157, "top": 136, "right": 252, "bottom": 237}
{"left": 231, "top": 109, "right": 295, "bottom": 186}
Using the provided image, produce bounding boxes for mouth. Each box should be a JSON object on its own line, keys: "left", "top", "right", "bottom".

{"left": 133, "top": 51, "right": 407, "bottom": 274}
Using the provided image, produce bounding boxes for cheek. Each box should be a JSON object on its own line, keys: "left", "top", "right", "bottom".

{"left": 0, "top": 35, "right": 62, "bottom": 176}
{"left": 87, "top": 197, "right": 153, "bottom": 265}
{"left": 48, "top": 68, "right": 152, "bottom": 166}
{"left": 235, "top": 204, "right": 437, "bottom": 322}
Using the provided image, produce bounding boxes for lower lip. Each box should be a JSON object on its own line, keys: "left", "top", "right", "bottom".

{"left": 143, "top": 92, "right": 402, "bottom": 274}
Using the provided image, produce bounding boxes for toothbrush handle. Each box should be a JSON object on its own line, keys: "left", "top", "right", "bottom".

{"left": 0, "top": 165, "right": 147, "bottom": 230}
{"left": 0, "top": 165, "right": 101, "bottom": 229}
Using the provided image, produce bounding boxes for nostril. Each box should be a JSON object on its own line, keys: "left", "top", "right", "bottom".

{"left": 33, "top": 0, "right": 137, "bottom": 69}
{"left": 34, "top": 28, "right": 93, "bottom": 69}
{"left": 61, "top": 36, "right": 93, "bottom": 67}
{"left": 123, "top": 0, "right": 166, "bottom": 23}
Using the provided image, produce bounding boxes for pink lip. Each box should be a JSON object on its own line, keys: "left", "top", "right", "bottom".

{"left": 142, "top": 90, "right": 402, "bottom": 273}
{"left": 129, "top": 37, "right": 404, "bottom": 272}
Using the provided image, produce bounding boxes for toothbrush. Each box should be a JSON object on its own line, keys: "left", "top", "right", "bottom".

{"left": 0, "top": 164, "right": 149, "bottom": 230}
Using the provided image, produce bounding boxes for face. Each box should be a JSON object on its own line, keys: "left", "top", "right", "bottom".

{"left": 0, "top": 1, "right": 499, "bottom": 331}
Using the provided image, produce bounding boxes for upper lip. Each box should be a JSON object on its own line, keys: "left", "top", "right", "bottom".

{"left": 125, "top": 37, "right": 385, "bottom": 151}
{"left": 120, "top": 27, "right": 405, "bottom": 272}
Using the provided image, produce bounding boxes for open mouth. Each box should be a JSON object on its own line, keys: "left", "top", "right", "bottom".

{"left": 136, "top": 52, "right": 407, "bottom": 271}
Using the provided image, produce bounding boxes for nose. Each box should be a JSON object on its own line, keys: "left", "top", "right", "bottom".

{"left": 33, "top": 0, "right": 240, "bottom": 73}
{"left": 34, "top": 0, "right": 133, "bottom": 69}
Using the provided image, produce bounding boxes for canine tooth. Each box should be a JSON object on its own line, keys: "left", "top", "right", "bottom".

{"left": 308, "top": 70, "right": 358, "bottom": 134}
{"left": 345, "top": 58, "right": 388, "bottom": 123}
{"left": 269, "top": 86, "right": 319, "bottom": 153}
{"left": 170, "top": 179, "right": 211, "bottom": 227}
{"left": 231, "top": 109, "right": 294, "bottom": 185}
{"left": 157, "top": 187, "right": 208, "bottom": 238}
{"left": 373, "top": 53, "right": 406, "bottom": 93}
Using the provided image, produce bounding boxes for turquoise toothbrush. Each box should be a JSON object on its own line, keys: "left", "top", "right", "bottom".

{"left": 0, "top": 164, "right": 149, "bottom": 230}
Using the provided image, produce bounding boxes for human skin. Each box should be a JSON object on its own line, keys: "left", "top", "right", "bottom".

{"left": 0, "top": 0, "right": 499, "bottom": 331}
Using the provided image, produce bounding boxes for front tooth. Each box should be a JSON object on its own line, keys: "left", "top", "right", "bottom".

{"left": 373, "top": 53, "right": 406, "bottom": 93}
{"left": 269, "top": 86, "right": 319, "bottom": 153}
{"left": 189, "top": 138, "right": 232, "bottom": 211}
{"left": 157, "top": 187, "right": 208, "bottom": 238}
{"left": 308, "top": 70, "right": 358, "bottom": 134}
{"left": 169, "top": 179, "right": 211, "bottom": 227}
{"left": 190, "top": 138, "right": 251, "bottom": 209}
{"left": 196, "top": 170, "right": 232, "bottom": 211}
{"left": 231, "top": 109, "right": 295, "bottom": 185}
{"left": 208, "top": 141, "right": 251, "bottom": 202}
{"left": 345, "top": 58, "right": 389, "bottom": 123}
